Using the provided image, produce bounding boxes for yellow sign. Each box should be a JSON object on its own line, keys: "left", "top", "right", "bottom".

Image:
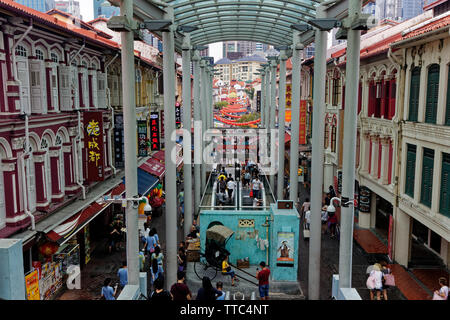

{"left": 25, "top": 270, "right": 40, "bottom": 300}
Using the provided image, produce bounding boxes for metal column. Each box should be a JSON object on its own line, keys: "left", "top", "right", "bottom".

{"left": 289, "top": 31, "right": 302, "bottom": 206}
{"left": 269, "top": 59, "right": 277, "bottom": 192}
{"left": 162, "top": 8, "right": 177, "bottom": 289}
{"left": 119, "top": 0, "right": 139, "bottom": 287}
{"left": 308, "top": 7, "right": 328, "bottom": 300}
{"left": 182, "top": 34, "right": 193, "bottom": 237}
{"left": 260, "top": 71, "right": 266, "bottom": 128}
{"left": 200, "top": 60, "right": 207, "bottom": 191}
{"left": 277, "top": 50, "right": 288, "bottom": 200}
{"left": 192, "top": 51, "right": 201, "bottom": 216}
{"left": 339, "top": 0, "right": 362, "bottom": 289}
{"left": 265, "top": 67, "right": 271, "bottom": 130}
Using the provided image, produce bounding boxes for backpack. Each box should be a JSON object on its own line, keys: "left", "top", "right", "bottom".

{"left": 366, "top": 273, "right": 377, "bottom": 290}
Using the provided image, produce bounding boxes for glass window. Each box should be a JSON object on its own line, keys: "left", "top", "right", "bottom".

{"left": 36, "top": 49, "right": 44, "bottom": 60}
{"left": 51, "top": 53, "right": 58, "bottom": 63}
{"left": 15, "top": 45, "right": 27, "bottom": 57}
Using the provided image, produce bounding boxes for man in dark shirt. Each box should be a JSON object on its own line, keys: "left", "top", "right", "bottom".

{"left": 170, "top": 271, "right": 191, "bottom": 301}
{"left": 150, "top": 277, "right": 172, "bottom": 301}
{"left": 256, "top": 261, "right": 270, "bottom": 300}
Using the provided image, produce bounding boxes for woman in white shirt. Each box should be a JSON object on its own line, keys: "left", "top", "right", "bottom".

{"left": 433, "top": 277, "right": 449, "bottom": 300}
{"left": 369, "top": 263, "right": 383, "bottom": 300}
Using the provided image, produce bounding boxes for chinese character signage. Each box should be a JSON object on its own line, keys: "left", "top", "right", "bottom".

{"left": 299, "top": 100, "right": 307, "bottom": 144}
{"left": 256, "top": 90, "right": 261, "bottom": 112}
{"left": 114, "top": 114, "right": 124, "bottom": 168}
{"left": 175, "top": 102, "right": 181, "bottom": 128}
{"left": 84, "top": 111, "right": 104, "bottom": 181}
{"left": 286, "top": 83, "right": 292, "bottom": 109}
{"left": 150, "top": 112, "right": 160, "bottom": 150}
{"left": 137, "top": 120, "right": 148, "bottom": 157}
{"left": 160, "top": 110, "right": 165, "bottom": 140}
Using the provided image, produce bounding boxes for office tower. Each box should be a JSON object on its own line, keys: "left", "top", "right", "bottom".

{"left": 54, "top": 1, "right": 81, "bottom": 19}
{"left": 15, "top": 0, "right": 55, "bottom": 12}
{"left": 402, "top": 0, "right": 424, "bottom": 20}
{"left": 93, "top": 0, "right": 119, "bottom": 19}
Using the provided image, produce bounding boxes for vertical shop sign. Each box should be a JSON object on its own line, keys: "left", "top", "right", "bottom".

{"left": 299, "top": 99, "right": 307, "bottom": 144}
{"left": 160, "top": 110, "right": 165, "bottom": 139}
{"left": 137, "top": 120, "right": 148, "bottom": 157}
{"left": 84, "top": 111, "right": 104, "bottom": 181}
{"left": 285, "top": 83, "right": 292, "bottom": 122}
{"left": 337, "top": 170, "right": 343, "bottom": 194}
{"left": 84, "top": 225, "right": 91, "bottom": 265}
{"left": 150, "top": 112, "right": 161, "bottom": 151}
{"left": 256, "top": 90, "right": 261, "bottom": 112}
{"left": 358, "top": 186, "right": 371, "bottom": 213}
{"left": 25, "top": 270, "right": 40, "bottom": 300}
{"left": 114, "top": 114, "right": 124, "bottom": 168}
{"left": 175, "top": 102, "right": 181, "bottom": 128}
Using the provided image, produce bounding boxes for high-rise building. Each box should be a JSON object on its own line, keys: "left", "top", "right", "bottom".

{"left": 375, "top": 0, "right": 403, "bottom": 21}
{"left": 362, "top": 1, "right": 376, "bottom": 16}
{"left": 93, "top": 0, "right": 119, "bottom": 19}
{"left": 222, "top": 41, "right": 267, "bottom": 58}
{"left": 402, "top": 0, "right": 424, "bottom": 20}
{"left": 54, "top": 1, "right": 81, "bottom": 19}
{"left": 15, "top": 0, "right": 55, "bottom": 12}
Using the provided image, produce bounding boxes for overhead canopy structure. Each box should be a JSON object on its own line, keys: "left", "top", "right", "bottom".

{"left": 166, "top": 0, "right": 319, "bottom": 46}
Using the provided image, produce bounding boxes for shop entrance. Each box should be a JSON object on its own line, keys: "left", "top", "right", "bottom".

{"left": 374, "top": 196, "right": 392, "bottom": 241}
{"left": 410, "top": 219, "right": 445, "bottom": 268}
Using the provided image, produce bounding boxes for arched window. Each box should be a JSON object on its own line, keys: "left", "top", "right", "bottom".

{"left": 15, "top": 45, "right": 27, "bottom": 57}
{"left": 36, "top": 49, "right": 44, "bottom": 61}
{"left": 51, "top": 53, "right": 59, "bottom": 63}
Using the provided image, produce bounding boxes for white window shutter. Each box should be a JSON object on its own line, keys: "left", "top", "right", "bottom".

{"left": 17, "top": 59, "right": 31, "bottom": 114}
{"left": 27, "top": 156, "right": 36, "bottom": 213}
{"left": 71, "top": 66, "right": 79, "bottom": 110}
{"left": 29, "top": 60, "right": 44, "bottom": 114}
{"left": 59, "top": 65, "right": 72, "bottom": 111}
{"left": 97, "top": 72, "right": 106, "bottom": 108}
{"left": 91, "top": 70, "right": 98, "bottom": 108}
{"left": 52, "top": 65, "right": 59, "bottom": 111}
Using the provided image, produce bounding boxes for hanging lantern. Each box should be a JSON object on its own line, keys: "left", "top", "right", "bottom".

{"left": 39, "top": 242, "right": 59, "bottom": 257}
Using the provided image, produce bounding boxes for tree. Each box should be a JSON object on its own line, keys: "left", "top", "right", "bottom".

{"left": 245, "top": 88, "right": 255, "bottom": 100}
{"left": 214, "top": 101, "right": 228, "bottom": 109}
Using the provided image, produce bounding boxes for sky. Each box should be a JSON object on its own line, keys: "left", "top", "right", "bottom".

{"left": 79, "top": 0, "right": 223, "bottom": 62}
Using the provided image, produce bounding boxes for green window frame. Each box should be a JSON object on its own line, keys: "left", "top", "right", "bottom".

{"left": 440, "top": 153, "right": 450, "bottom": 217}
{"left": 425, "top": 64, "right": 439, "bottom": 124}
{"left": 405, "top": 144, "right": 416, "bottom": 197}
{"left": 408, "top": 67, "right": 420, "bottom": 122}
{"left": 420, "top": 148, "right": 434, "bottom": 207}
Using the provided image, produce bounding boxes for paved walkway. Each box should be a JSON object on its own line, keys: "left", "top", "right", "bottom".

{"left": 353, "top": 229, "right": 388, "bottom": 254}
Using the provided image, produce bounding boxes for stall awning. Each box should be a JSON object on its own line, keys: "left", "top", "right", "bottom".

{"left": 285, "top": 132, "right": 291, "bottom": 144}
{"left": 139, "top": 157, "right": 166, "bottom": 179}
{"left": 137, "top": 169, "right": 159, "bottom": 195}
{"left": 45, "top": 184, "right": 124, "bottom": 245}
{"left": 151, "top": 145, "right": 183, "bottom": 168}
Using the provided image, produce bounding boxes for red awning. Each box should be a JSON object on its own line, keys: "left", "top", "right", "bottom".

{"left": 285, "top": 132, "right": 291, "bottom": 144}
{"left": 149, "top": 145, "right": 183, "bottom": 169}
{"left": 46, "top": 184, "right": 124, "bottom": 244}
{"left": 152, "top": 150, "right": 165, "bottom": 162}
{"left": 139, "top": 157, "right": 166, "bottom": 179}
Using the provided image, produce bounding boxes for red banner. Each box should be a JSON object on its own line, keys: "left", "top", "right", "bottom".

{"left": 84, "top": 111, "right": 105, "bottom": 181}
{"left": 150, "top": 112, "right": 160, "bottom": 151}
{"left": 299, "top": 100, "right": 307, "bottom": 144}
{"left": 388, "top": 215, "right": 394, "bottom": 261}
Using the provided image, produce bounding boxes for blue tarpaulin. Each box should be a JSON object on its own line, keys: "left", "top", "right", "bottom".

{"left": 122, "top": 168, "right": 159, "bottom": 196}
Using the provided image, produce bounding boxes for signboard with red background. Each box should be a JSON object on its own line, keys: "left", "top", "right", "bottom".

{"left": 299, "top": 100, "right": 307, "bottom": 144}
{"left": 84, "top": 111, "right": 105, "bottom": 181}
{"left": 150, "top": 112, "right": 161, "bottom": 150}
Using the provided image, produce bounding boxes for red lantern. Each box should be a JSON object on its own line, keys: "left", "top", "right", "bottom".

{"left": 39, "top": 242, "right": 59, "bottom": 257}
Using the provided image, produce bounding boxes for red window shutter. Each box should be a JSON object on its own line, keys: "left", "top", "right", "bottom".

{"left": 368, "top": 82, "right": 375, "bottom": 116}
{"left": 383, "top": 80, "right": 389, "bottom": 118}
{"left": 388, "top": 79, "right": 396, "bottom": 120}
{"left": 388, "top": 141, "right": 393, "bottom": 184}
{"left": 369, "top": 139, "right": 372, "bottom": 174}
{"left": 356, "top": 131, "right": 360, "bottom": 168}
{"left": 358, "top": 82, "right": 362, "bottom": 114}
{"left": 380, "top": 80, "right": 387, "bottom": 118}
{"left": 378, "top": 141, "right": 382, "bottom": 179}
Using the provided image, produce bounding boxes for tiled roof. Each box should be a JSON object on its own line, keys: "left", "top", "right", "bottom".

{"left": 88, "top": 17, "right": 109, "bottom": 24}
{"left": 360, "top": 33, "right": 402, "bottom": 60}
{"left": 401, "top": 14, "right": 450, "bottom": 40}
{"left": 0, "top": 0, "right": 119, "bottom": 49}
{"left": 215, "top": 57, "right": 232, "bottom": 65}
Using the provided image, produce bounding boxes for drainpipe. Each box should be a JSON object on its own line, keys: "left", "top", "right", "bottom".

{"left": 105, "top": 53, "right": 119, "bottom": 176}
{"left": 74, "top": 110, "right": 86, "bottom": 199}
{"left": 12, "top": 20, "right": 34, "bottom": 230}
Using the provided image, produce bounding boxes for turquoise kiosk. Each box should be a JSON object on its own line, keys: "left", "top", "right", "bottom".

{"left": 199, "top": 200, "right": 300, "bottom": 282}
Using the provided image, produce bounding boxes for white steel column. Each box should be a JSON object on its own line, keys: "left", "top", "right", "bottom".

{"left": 182, "top": 34, "right": 193, "bottom": 237}
{"left": 277, "top": 50, "right": 288, "bottom": 200}
{"left": 308, "top": 10, "right": 326, "bottom": 299}
{"left": 200, "top": 60, "right": 207, "bottom": 191}
{"left": 269, "top": 59, "right": 277, "bottom": 192}
{"left": 260, "top": 71, "right": 266, "bottom": 128}
{"left": 265, "top": 67, "right": 271, "bottom": 130}
{"left": 162, "top": 8, "right": 177, "bottom": 289}
{"left": 338, "top": 0, "right": 362, "bottom": 289}
{"left": 192, "top": 51, "right": 202, "bottom": 216}
{"left": 120, "top": 0, "right": 139, "bottom": 287}
{"left": 289, "top": 31, "right": 302, "bottom": 206}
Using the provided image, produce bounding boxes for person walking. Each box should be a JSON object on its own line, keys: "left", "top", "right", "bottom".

{"left": 144, "top": 231, "right": 157, "bottom": 257}
{"left": 304, "top": 209, "right": 311, "bottom": 230}
{"left": 150, "top": 258, "right": 164, "bottom": 285}
{"left": 196, "top": 276, "right": 222, "bottom": 301}
{"left": 433, "top": 277, "right": 449, "bottom": 300}
{"left": 150, "top": 277, "right": 172, "bottom": 301}
{"left": 177, "top": 247, "right": 187, "bottom": 272}
{"left": 300, "top": 197, "right": 310, "bottom": 220}
{"left": 380, "top": 261, "right": 393, "bottom": 300}
{"left": 117, "top": 261, "right": 128, "bottom": 290}
{"left": 151, "top": 245, "right": 164, "bottom": 272}
{"left": 101, "top": 278, "right": 117, "bottom": 300}
{"left": 150, "top": 228, "right": 161, "bottom": 248}
{"left": 321, "top": 205, "right": 329, "bottom": 234}
{"left": 328, "top": 185, "right": 336, "bottom": 198}
{"left": 251, "top": 176, "right": 262, "bottom": 200}
{"left": 368, "top": 263, "right": 383, "bottom": 300}
{"left": 226, "top": 178, "right": 236, "bottom": 201}
{"left": 216, "top": 281, "right": 226, "bottom": 300}
{"left": 244, "top": 170, "right": 251, "bottom": 188}
{"left": 256, "top": 261, "right": 270, "bottom": 300}
{"left": 327, "top": 207, "right": 338, "bottom": 238}
{"left": 170, "top": 271, "right": 192, "bottom": 301}
{"left": 222, "top": 254, "right": 238, "bottom": 286}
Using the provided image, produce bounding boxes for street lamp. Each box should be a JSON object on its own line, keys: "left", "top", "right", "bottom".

{"left": 327, "top": 196, "right": 355, "bottom": 213}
